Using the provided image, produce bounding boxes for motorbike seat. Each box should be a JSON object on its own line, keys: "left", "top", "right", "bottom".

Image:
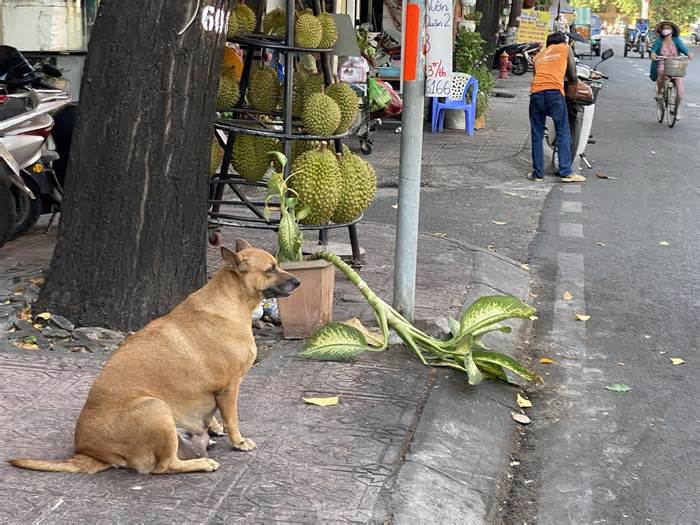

{"left": 0, "top": 97, "right": 29, "bottom": 121}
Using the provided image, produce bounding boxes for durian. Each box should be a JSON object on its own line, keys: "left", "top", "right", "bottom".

{"left": 248, "top": 66, "right": 281, "bottom": 113}
{"left": 300, "top": 72, "right": 324, "bottom": 108}
{"left": 227, "top": 10, "right": 238, "bottom": 38}
{"left": 290, "top": 143, "right": 341, "bottom": 225}
{"left": 217, "top": 67, "right": 240, "bottom": 110}
{"left": 302, "top": 92, "right": 341, "bottom": 135}
{"left": 291, "top": 70, "right": 308, "bottom": 115}
{"left": 332, "top": 146, "right": 377, "bottom": 223}
{"left": 210, "top": 139, "right": 224, "bottom": 177}
{"left": 295, "top": 13, "right": 323, "bottom": 48}
{"left": 234, "top": 3, "right": 256, "bottom": 34}
{"left": 291, "top": 140, "right": 320, "bottom": 161}
{"left": 326, "top": 82, "right": 359, "bottom": 133}
{"left": 232, "top": 135, "right": 281, "bottom": 181}
{"left": 318, "top": 13, "right": 338, "bottom": 49}
{"left": 263, "top": 7, "right": 286, "bottom": 36}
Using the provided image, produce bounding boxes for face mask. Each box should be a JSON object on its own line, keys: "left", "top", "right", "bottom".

{"left": 661, "top": 29, "right": 672, "bottom": 36}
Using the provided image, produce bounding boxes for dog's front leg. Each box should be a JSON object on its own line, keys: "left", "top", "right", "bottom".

{"left": 215, "top": 381, "right": 256, "bottom": 451}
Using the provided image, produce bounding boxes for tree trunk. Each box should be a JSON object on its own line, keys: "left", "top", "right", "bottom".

{"left": 37, "top": 0, "right": 232, "bottom": 331}
{"left": 476, "top": 0, "right": 506, "bottom": 45}
{"left": 508, "top": 0, "right": 524, "bottom": 29}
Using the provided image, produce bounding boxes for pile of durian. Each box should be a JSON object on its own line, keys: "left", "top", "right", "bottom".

{"left": 210, "top": 3, "right": 373, "bottom": 225}
{"left": 227, "top": 2, "right": 338, "bottom": 50}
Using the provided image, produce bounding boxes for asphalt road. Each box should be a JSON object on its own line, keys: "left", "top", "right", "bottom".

{"left": 503, "top": 36, "right": 700, "bottom": 523}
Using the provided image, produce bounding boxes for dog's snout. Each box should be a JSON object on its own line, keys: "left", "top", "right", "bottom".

{"left": 289, "top": 277, "right": 301, "bottom": 289}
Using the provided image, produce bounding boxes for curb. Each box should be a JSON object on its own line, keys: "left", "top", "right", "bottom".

{"left": 389, "top": 241, "right": 532, "bottom": 523}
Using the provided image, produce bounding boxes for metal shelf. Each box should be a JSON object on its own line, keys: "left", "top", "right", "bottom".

{"left": 208, "top": 0, "right": 362, "bottom": 262}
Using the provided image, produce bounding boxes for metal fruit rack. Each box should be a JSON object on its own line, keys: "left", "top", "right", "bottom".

{"left": 208, "top": 0, "right": 362, "bottom": 262}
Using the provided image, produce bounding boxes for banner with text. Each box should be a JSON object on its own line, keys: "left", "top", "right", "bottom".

{"left": 517, "top": 9, "right": 550, "bottom": 46}
{"left": 424, "top": 0, "right": 453, "bottom": 97}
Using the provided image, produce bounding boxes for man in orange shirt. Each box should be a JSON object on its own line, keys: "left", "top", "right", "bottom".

{"left": 527, "top": 32, "right": 585, "bottom": 182}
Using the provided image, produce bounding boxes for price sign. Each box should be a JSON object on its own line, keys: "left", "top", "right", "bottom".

{"left": 424, "top": 0, "right": 453, "bottom": 97}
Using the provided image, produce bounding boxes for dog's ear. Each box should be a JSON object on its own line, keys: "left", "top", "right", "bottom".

{"left": 235, "top": 239, "right": 253, "bottom": 252}
{"left": 221, "top": 246, "right": 248, "bottom": 271}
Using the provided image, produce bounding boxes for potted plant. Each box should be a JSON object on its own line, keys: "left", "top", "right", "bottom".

{"left": 265, "top": 152, "right": 335, "bottom": 339}
{"left": 454, "top": 26, "right": 496, "bottom": 130}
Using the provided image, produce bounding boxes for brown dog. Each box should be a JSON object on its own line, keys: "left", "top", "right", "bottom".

{"left": 9, "top": 240, "right": 299, "bottom": 474}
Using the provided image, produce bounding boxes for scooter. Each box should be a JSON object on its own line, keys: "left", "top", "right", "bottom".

{"left": 547, "top": 48, "right": 614, "bottom": 172}
{"left": 0, "top": 46, "right": 71, "bottom": 243}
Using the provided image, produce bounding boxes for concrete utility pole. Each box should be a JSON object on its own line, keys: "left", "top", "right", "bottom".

{"left": 393, "top": 0, "right": 425, "bottom": 320}
{"left": 641, "top": 0, "right": 649, "bottom": 19}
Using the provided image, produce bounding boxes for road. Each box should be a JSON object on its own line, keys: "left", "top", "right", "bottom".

{"left": 503, "top": 36, "right": 700, "bottom": 523}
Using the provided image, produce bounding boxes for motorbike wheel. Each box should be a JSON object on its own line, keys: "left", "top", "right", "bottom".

{"left": 511, "top": 56, "right": 528, "bottom": 76}
{"left": 11, "top": 178, "right": 41, "bottom": 237}
{"left": 0, "top": 181, "right": 18, "bottom": 248}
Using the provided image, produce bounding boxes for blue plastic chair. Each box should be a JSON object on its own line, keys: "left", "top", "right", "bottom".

{"left": 431, "top": 74, "right": 479, "bottom": 135}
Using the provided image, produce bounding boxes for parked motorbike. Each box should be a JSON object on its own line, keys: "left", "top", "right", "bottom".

{"left": 493, "top": 42, "right": 541, "bottom": 76}
{"left": 0, "top": 45, "right": 71, "bottom": 247}
{"left": 547, "top": 48, "right": 614, "bottom": 173}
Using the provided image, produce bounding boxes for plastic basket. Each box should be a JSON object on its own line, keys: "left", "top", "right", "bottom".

{"left": 664, "top": 57, "right": 688, "bottom": 78}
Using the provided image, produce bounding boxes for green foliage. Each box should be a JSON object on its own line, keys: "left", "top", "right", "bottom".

{"left": 300, "top": 252, "right": 541, "bottom": 386}
{"left": 264, "top": 152, "right": 308, "bottom": 263}
{"left": 454, "top": 28, "right": 496, "bottom": 119}
{"left": 650, "top": 0, "right": 700, "bottom": 26}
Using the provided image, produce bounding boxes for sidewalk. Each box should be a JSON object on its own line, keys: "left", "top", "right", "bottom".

{"left": 0, "top": 75, "right": 546, "bottom": 523}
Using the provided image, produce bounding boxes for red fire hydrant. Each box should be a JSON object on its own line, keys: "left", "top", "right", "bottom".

{"left": 499, "top": 51, "right": 511, "bottom": 79}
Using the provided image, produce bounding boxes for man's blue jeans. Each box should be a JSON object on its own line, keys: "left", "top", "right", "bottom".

{"left": 529, "top": 89, "right": 572, "bottom": 178}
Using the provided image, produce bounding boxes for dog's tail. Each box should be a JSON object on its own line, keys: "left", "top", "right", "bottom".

{"left": 9, "top": 453, "right": 111, "bottom": 474}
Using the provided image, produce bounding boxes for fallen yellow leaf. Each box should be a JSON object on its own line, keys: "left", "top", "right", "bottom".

{"left": 19, "top": 308, "right": 32, "bottom": 321}
{"left": 521, "top": 264, "right": 530, "bottom": 270}
{"left": 391, "top": 204, "right": 399, "bottom": 209}
{"left": 659, "top": 241, "right": 669, "bottom": 246}
{"left": 563, "top": 291, "right": 573, "bottom": 301}
{"left": 33, "top": 324, "right": 44, "bottom": 330}
{"left": 30, "top": 276, "right": 46, "bottom": 286}
{"left": 303, "top": 396, "right": 339, "bottom": 407}
{"left": 432, "top": 232, "right": 448, "bottom": 238}
{"left": 36, "top": 312, "right": 52, "bottom": 320}
{"left": 517, "top": 393, "right": 532, "bottom": 408}
{"left": 670, "top": 358, "right": 685, "bottom": 366}
{"left": 492, "top": 220, "right": 508, "bottom": 225}
{"left": 575, "top": 314, "right": 591, "bottom": 321}
{"left": 539, "top": 357, "right": 555, "bottom": 364}
{"left": 15, "top": 342, "right": 40, "bottom": 350}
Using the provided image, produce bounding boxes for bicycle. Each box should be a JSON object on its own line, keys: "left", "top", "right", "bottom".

{"left": 654, "top": 55, "right": 688, "bottom": 128}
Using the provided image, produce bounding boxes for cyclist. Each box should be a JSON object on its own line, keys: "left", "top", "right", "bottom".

{"left": 650, "top": 21, "right": 693, "bottom": 119}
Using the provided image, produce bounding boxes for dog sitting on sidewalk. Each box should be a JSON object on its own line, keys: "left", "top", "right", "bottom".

{"left": 9, "top": 240, "right": 300, "bottom": 475}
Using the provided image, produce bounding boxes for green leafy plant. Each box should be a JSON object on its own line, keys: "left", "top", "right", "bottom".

{"left": 455, "top": 28, "right": 496, "bottom": 119}
{"left": 300, "top": 252, "right": 541, "bottom": 385}
{"left": 264, "top": 152, "right": 309, "bottom": 263}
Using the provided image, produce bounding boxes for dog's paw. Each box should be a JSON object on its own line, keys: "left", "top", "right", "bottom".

{"left": 203, "top": 458, "right": 220, "bottom": 472}
{"left": 232, "top": 437, "right": 257, "bottom": 451}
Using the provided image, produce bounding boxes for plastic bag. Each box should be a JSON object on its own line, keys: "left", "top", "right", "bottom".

{"left": 379, "top": 80, "right": 403, "bottom": 117}
{"left": 368, "top": 78, "right": 391, "bottom": 112}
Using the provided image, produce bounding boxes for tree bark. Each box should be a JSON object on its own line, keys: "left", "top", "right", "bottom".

{"left": 37, "top": 0, "right": 232, "bottom": 331}
{"left": 508, "top": 0, "right": 524, "bottom": 29}
{"left": 476, "top": 0, "right": 507, "bottom": 45}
